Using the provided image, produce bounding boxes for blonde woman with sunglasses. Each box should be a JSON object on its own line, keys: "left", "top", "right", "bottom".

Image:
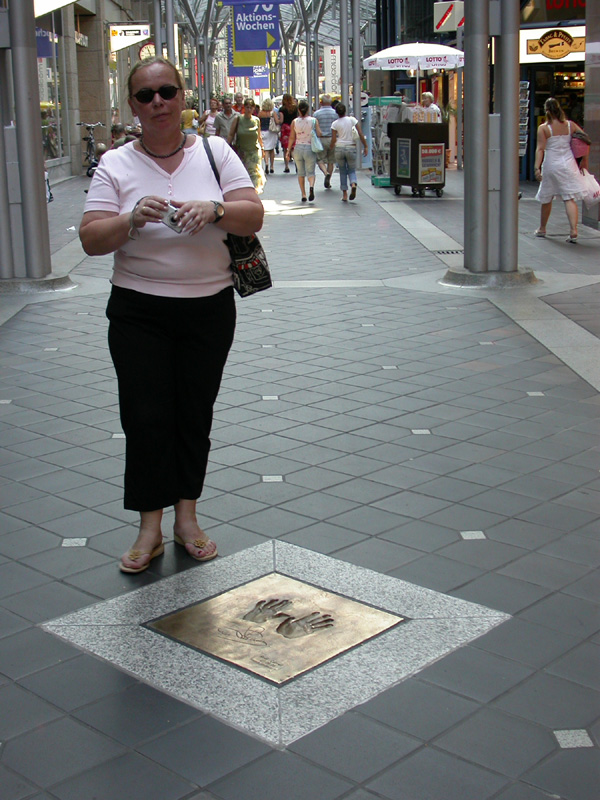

{"left": 80, "top": 57, "right": 264, "bottom": 574}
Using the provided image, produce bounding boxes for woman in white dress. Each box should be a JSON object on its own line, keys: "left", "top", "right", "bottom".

{"left": 534, "top": 97, "right": 587, "bottom": 243}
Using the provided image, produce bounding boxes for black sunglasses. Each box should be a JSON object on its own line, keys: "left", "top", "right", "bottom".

{"left": 133, "top": 85, "right": 180, "bottom": 104}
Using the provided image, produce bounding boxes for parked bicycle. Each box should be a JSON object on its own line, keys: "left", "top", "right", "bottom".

{"left": 76, "top": 121, "right": 105, "bottom": 176}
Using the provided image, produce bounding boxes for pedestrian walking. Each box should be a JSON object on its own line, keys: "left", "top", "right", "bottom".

{"left": 314, "top": 94, "right": 338, "bottom": 188}
{"left": 229, "top": 98, "right": 266, "bottom": 193}
{"left": 286, "top": 99, "right": 322, "bottom": 202}
{"left": 330, "top": 103, "right": 368, "bottom": 202}
{"left": 534, "top": 97, "right": 587, "bottom": 243}
{"left": 258, "top": 98, "right": 278, "bottom": 173}
{"left": 214, "top": 96, "right": 239, "bottom": 142}
{"left": 79, "top": 56, "right": 264, "bottom": 573}
{"left": 276, "top": 94, "right": 298, "bottom": 173}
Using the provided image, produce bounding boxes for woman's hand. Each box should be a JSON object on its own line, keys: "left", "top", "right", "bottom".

{"left": 169, "top": 200, "right": 220, "bottom": 235}
{"left": 132, "top": 196, "right": 169, "bottom": 230}
{"left": 534, "top": 167, "right": 542, "bottom": 181}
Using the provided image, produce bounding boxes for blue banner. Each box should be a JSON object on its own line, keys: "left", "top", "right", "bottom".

{"left": 233, "top": 5, "right": 280, "bottom": 51}
{"left": 227, "top": 25, "right": 254, "bottom": 77}
{"left": 249, "top": 76, "right": 270, "bottom": 89}
{"left": 36, "top": 27, "right": 58, "bottom": 59}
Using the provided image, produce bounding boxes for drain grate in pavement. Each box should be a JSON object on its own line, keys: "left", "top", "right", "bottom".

{"left": 434, "top": 249, "right": 464, "bottom": 254}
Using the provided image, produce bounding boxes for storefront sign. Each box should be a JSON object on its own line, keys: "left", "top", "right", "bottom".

{"left": 109, "top": 25, "right": 151, "bottom": 53}
{"left": 521, "top": 26, "right": 585, "bottom": 63}
{"left": 323, "top": 46, "right": 341, "bottom": 93}
{"left": 418, "top": 144, "right": 444, "bottom": 185}
{"left": 75, "top": 31, "right": 88, "bottom": 47}
{"left": 36, "top": 27, "right": 58, "bottom": 59}
{"left": 233, "top": 5, "right": 279, "bottom": 51}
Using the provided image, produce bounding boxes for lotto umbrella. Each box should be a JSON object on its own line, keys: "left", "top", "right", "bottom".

{"left": 363, "top": 42, "right": 464, "bottom": 71}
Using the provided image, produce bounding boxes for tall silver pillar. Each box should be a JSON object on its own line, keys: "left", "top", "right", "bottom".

{"left": 153, "top": 0, "right": 163, "bottom": 57}
{"left": 498, "top": 0, "right": 519, "bottom": 272}
{"left": 340, "top": 0, "right": 349, "bottom": 107}
{"left": 351, "top": 0, "right": 361, "bottom": 119}
{"left": 8, "top": 0, "right": 50, "bottom": 279}
{"left": 463, "top": 0, "right": 489, "bottom": 273}
{"left": 165, "top": 0, "right": 175, "bottom": 63}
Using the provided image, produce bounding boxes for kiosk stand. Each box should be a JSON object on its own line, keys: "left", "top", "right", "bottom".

{"left": 388, "top": 122, "right": 449, "bottom": 197}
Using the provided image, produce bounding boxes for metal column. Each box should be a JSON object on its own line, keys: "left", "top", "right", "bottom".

{"left": 165, "top": 0, "right": 175, "bottom": 63}
{"left": 7, "top": 0, "right": 50, "bottom": 279}
{"left": 153, "top": 0, "right": 163, "bottom": 57}
{"left": 463, "top": 0, "right": 489, "bottom": 274}
{"left": 351, "top": 0, "right": 361, "bottom": 120}
{"left": 498, "top": 0, "right": 519, "bottom": 272}
{"left": 340, "top": 0, "right": 349, "bottom": 107}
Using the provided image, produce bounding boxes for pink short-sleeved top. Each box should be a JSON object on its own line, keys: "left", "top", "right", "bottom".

{"left": 84, "top": 136, "right": 253, "bottom": 298}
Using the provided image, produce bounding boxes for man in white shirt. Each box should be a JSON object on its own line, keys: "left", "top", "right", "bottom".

{"left": 314, "top": 94, "right": 338, "bottom": 188}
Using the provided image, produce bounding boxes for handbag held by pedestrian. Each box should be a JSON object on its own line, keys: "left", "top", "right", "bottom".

{"left": 202, "top": 137, "right": 272, "bottom": 297}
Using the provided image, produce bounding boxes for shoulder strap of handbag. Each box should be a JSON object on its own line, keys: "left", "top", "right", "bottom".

{"left": 202, "top": 136, "right": 222, "bottom": 187}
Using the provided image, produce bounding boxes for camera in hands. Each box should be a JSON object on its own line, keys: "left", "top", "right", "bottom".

{"left": 160, "top": 202, "right": 183, "bottom": 233}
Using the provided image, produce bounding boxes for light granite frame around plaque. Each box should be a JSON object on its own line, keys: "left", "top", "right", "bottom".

{"left": 43, "top": 541, "right": 509, "bottom": 747}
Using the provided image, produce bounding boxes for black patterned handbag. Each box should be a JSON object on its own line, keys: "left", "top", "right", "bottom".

{"left": 202, "top": 138, "right": 272, "bottom": 297}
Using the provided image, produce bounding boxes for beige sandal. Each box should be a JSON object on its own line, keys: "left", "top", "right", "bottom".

{"left": 173, "top": 534, "right": 218, "bottom": 562}
{"left": 119, "top": 541, "right": 164, "bottom": 573}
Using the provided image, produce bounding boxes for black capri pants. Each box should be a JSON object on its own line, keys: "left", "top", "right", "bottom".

{"left": 106, "top": 285, "right": 236, "bottom": 512}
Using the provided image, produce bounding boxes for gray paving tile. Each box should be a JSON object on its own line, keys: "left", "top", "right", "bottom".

{"left": 450, "top": 572, "right": 551, "bottom": 614}
{"left": 517, "top": 502, "right": 597, "bottom": 532}
{"left": 485, "top": 518, "right": 564, "bottom": 550}
{"left": 73, "top": 682, "right": 201, "bottom": 746}
{"left": 434, "top": 707, "right": 556, "bottom": 778}
{"left": 518, "top": 593, "right": 600, "bottom": 638}
{"left": 139, "top": 716, "right": 270, "bottom": 786}
{"left": 0, "top": 528, "right": 61, "bottom": 559}
{"left": 545, "top": 642, "right": 600, "bottom": 691}
{"left": 1, "top": 580, "right": 98, "bottom": 623}
{"left": 0, "top": 766, "right": 39, "bottom": 800}
{"left": 539, "top": 533, "right": 600, "bottom": 567}
{"left": 63, "top": 560, "right": 162, "bottom": 598}
{"left": 2, "top": 496, "right": 82, "bottom": 525}
{"left": 439, "top": 539, "right": 526, "bottom": 570}
{"left": 498, "top": 551, "right": 591, "bottom": 589}
{"left": 378, "top": 520, "right": 459, "bottom": 552}
{"left": 366, "top": 746, "right": 509, "bottom": 800}
{"left": 50, "top": 753, "right": 196, "bottom": 800}
{"left": 0, "top": 561, "right": 51, "bottom": 599}
{"left": 389, "top": 554, "right": 484, "bottom": 593}
{"left": 492, "top": 785, "right": 568, "bottom": 800}
{"left": 0, "top": 683, "right": 64, "bottom": 740}
{"left": 418, "top": 645, "right": 534, "bottom": 703}
{"left": 494, "top": 672, "right": 600, "bottom": 728}
{"left": 24, "top": 546, "right": 113, "bottom": 579}
{"left": 563, "top": 569, "right": 600, "bottom": 603}
{"left": 357, "top": 678, "right": 478, "bottom": 740}
{"left": 39, "top": 508, "right": 124, "bottom": 537}
{"left": 524, "top": 749, "right": 600, "bottom": 800}
{"left": 209, "top": 751, "right": 353, "bottom": 800}
{"left": 280, "top": 521, "right": 367, "bottom": 554}
{"left": 472, "top": 617, "right": 579, "bottom": 669}
{"left": 18, "top": 654, "right": 136, "bottom": 712}
{"left": 289, "top": 711, "right": 420, "bottom": 782}
{"left": 337, "top": 538, "right": 422, "bottom": 573}
{"left": 1, "top": 716, "right": 125, "bottom": 787}
{"left": 329, "top": 505, "right": 410, "bottom": 535}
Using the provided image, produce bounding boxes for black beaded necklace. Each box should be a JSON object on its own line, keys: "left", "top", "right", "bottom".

{"left": 140, "top": 133, "right": 187, "bottom": 159}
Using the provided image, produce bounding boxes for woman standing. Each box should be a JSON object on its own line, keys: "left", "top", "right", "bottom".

{"left": 330, "top": 103, "right": 368, "bottom": 202}
{"left": 180, "top": 98, "right": 199, "bottom": 134}
{"left": 286, "top": 100, "right": 322, "bottom": 203}
{"left": 276, "top": 94, "right": 298, "bottom": 173}
{"left": 534, "top": 97, "right": 587, "bottom": 243}
{"left": 199, "top": 97, "right": 220, "bottom": 137}
{"left": 258, "top": 98, "right": 278, "bottom": 174}
{"left": 79, "top": 57, "right": 263, "bottom": 573}
{"left": 229, "top": 98, "right": 266, "bottom": 194}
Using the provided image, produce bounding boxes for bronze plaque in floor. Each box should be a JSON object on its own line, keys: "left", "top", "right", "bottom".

{"left": 148, "top": 573, "right": 404, "bottom": 684}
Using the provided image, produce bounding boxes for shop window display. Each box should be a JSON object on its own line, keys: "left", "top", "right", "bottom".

{"left": 36, "top": 22, "right": 65, "bottom": 162}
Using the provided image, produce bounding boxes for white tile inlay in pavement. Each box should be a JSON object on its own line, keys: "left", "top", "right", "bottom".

{"left": 43, "top": 541, "right": 509, "bottom": 747}
{"left": 554, "top": 730, "right": 594, "bottom": 748}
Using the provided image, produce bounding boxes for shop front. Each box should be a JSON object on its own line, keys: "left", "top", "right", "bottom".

{"left": 519, "top": 24, "right": 586, "bottom": 179}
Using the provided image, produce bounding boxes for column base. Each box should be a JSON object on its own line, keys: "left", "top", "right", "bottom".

{"left": 438, "top": 267, "right": 539, "bottom": 289}
{"left": 0, "top": 275, "right": 76, "bottom": 295}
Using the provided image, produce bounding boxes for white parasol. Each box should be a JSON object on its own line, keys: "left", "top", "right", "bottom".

{"left": 363, "top": 42, "right": 464, "bottom": 72}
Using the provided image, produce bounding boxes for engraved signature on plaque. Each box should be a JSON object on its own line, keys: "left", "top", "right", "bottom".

{"left": 148, "top": 573, "right": 403, "bottom": 684}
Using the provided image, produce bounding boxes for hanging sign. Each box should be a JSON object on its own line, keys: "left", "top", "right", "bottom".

{"left": 109, "top": 25, "right": 151, "bottom": 53}
{"left": 221, "top": 0, "right": 292, "bottom": 5}
{"left": 233, "top": 5, "right": 280, "bottom": 51}
{"left": 323, "top": 47, "right": 340, "bottom": 94}
{"left": 228, "top": 25, "right": 256, "bottom": 76}
{"left": 433, "top": 2, "right": 464, "bottom": 33}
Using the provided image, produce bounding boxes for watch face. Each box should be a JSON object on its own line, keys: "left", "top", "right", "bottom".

{"left": 213, "top": 202, "right": 224, "bottom": 221}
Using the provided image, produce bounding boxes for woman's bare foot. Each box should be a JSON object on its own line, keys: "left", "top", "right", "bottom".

{"left": 173, "top": 519, "right": 218, "bottom": 562}
{"left": 120, "top": 527, "right": 163, "bottom": 573}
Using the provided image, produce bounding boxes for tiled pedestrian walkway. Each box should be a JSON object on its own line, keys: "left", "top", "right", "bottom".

{"left": 0, "top": 161, "right": 599, "bottom": 800}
